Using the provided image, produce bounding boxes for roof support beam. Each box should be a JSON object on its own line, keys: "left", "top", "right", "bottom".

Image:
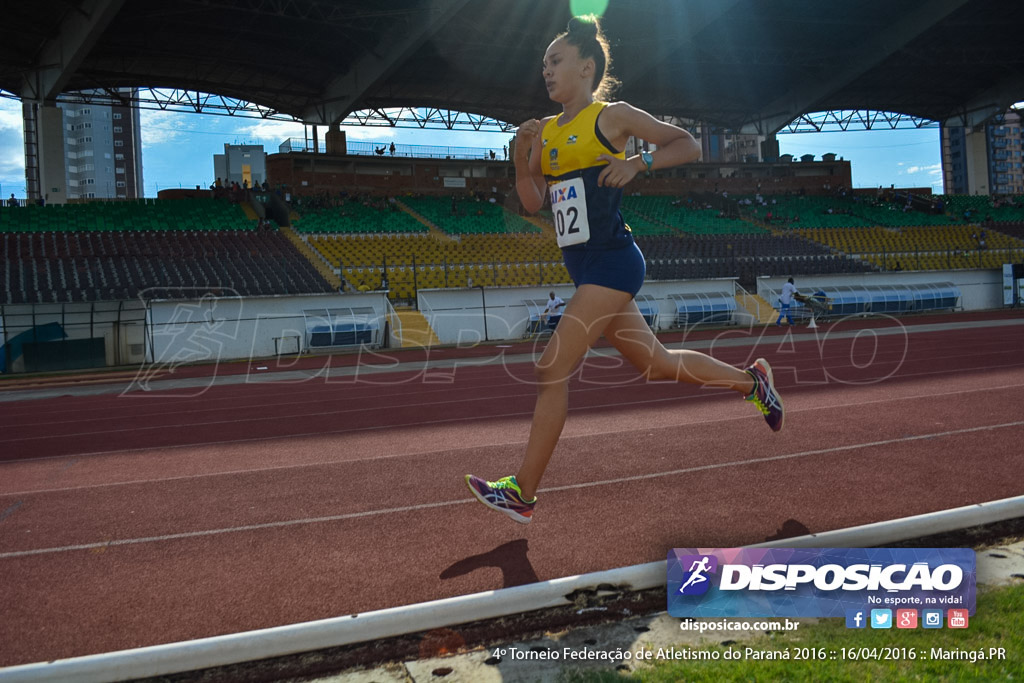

{"left": 20, "top": 0, "right": 126, "bottom": 102}
{"left": 943, "top": 75, "right": 1024, "bottom": 130}
{"left": 301, "top": 0, "right": 470, "bottom": 125}
{"left": 739, "top": 0, "right": 971, "bottom": 135}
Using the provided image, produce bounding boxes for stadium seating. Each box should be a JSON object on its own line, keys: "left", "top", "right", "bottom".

{"left": 792, "top": 225, "right": 1024, "bottom": 271}
{"left": 0, "top": 198, "right": 253, "bottom": 232}
{"left": 399, "top": 196, "right": 541, "bottom": 234}
{"left": 621, "top": 195, "right": 767, "bottom": 235}
{"left": 292, "top": 200, "right": 424, "bottom": 234}
{"left": 4, "top": 193, "right": 1018, "bottom": 307}
{"left": 0, "top": 223, "right": 334, "bottom": 304}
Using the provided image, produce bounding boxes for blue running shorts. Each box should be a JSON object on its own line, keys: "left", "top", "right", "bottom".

{"left": 562, "top": 242, "right": 646, "bottom": 297}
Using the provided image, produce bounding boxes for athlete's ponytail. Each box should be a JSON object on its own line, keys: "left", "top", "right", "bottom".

{"left": 560, "top": 14, "right": 619, "bottom": 100}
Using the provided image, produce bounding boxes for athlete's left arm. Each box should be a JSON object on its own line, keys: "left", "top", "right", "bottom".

{"left": 596, "top": 102, "right": 702, "bottom": 188}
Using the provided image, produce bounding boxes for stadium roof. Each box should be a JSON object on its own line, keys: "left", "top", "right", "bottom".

{"left": 2, "top": 0, "right": 1022, "bottom": 134}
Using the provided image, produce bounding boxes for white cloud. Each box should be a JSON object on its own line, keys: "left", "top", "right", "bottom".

{"left": 905, "top": 163, "right": 941, "bottom": 175}
{"left": 0, "top": 99, "right": 23, "bottom": 132}
{"left": 139, "top": 109, "right": 199, "bottom": 147}
{"left": 233, "top": 119, "right": 304, "bottom": 146}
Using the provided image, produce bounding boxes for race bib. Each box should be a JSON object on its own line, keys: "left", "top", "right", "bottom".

{"left": 549, "top": 177, "right": 590, "bottom": 247}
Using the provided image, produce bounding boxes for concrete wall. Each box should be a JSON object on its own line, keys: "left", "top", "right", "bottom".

{"left": 146, "top": 291, "right": 390, "bottom": 366}
{"left": 418, "top": 279, "right": 740, "bottom": 344}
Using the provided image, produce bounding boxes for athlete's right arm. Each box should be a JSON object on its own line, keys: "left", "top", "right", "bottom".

{"left": 514, "top": 118, "right": 548, "bottom": 214}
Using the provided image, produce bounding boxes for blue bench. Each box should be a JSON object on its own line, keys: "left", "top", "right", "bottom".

{"left": 783, "top": 283, "right": 961, "bottom": 319}
{"left": 670, "top": 292, "right": 736, "bottom": 326}
{"left": 635, "top": 294, "right": 659, "bottom": 328}
{"left": 908, "top": 282, "right": 960, "bottom": 311}
{"left": 304, "top": 307, "right": 380, "bottom": 348}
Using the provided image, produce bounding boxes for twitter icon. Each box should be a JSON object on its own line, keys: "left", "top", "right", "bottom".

{"left": 871, "top": 609, "right": 892, "bottom": 629}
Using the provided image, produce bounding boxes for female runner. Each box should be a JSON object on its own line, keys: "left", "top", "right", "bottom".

{"left": 466, "top": 15, "right": 784, "bottom": 524}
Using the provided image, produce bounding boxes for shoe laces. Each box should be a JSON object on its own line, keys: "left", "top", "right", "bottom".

{"left": 747, "top": 392, "right": 770, "bottom": 416}
{"left": 490, "top": 477, "right": 519, "bottom": 492}
{"left": 746, "top": 368, "right": 771, "bottom": 416}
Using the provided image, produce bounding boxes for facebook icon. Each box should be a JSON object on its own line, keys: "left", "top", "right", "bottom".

{"left": 846, "top": 609, "right": 867, "bottom": 629}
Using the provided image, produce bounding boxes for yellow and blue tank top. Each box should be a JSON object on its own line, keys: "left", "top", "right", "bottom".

{"left": 541, "top": 101, "right": 633, "bottom": 250}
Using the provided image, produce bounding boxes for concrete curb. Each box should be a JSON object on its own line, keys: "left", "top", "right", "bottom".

{"left": 2, "top": 494, "right": 1023, "bottom": 682}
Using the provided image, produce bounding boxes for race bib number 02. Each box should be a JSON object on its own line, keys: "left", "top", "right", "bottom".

{"left": 549, "top": 178, "right": 590, "bottom": 248}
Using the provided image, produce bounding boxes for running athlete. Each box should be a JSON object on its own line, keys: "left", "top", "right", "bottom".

{"left": 466, "top": 15, "right": 784, "bottom": 524}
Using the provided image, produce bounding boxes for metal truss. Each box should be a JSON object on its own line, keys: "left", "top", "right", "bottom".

{"left": 778, "top": 110, "right": 939, "bottom": 134}
{"left": 48, "top": 88, "right": 294, "bottom": 120}
{"left": 1, "top": 88, "right": 518, "bottom": 132}
{"left": 2, "top": 88, "right": 954, "bottom": 136}
{"left": 345, "top": 107, "right": 516, "bottom": 132}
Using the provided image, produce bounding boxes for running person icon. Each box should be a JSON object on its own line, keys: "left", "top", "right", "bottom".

{"left": 465, "top": 14, "right": 784, "bottom": 524}
{"left": 678, "top": 557, "right": 712, "bottom": 593}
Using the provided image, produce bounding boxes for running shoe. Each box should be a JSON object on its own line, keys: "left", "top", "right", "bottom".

{"left": 745, "top": 358, "right": 784, "bottom": 432}
{"left": 465, "top": 475, "right": 536, "bottom": 524}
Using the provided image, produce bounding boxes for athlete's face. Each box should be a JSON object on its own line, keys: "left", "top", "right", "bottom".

{"left": 542, "top": 38, "right": 593, "bottom": 102}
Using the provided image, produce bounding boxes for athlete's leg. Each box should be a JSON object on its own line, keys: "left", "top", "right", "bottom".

{"left": 601, "top": 300, "right": 755, "bottom": 392}
{"left": 515, "top": 284, "right": 633, "bottom": 499}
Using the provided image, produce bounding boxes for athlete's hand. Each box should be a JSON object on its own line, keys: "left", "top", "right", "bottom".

{"left": 516, "top": 119, "right": 542, "bottom": 147}
{"left": 597, "top": 154, "right": 641, "bottom": 188}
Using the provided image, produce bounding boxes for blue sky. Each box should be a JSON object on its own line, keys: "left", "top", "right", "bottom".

{"left": 0, "top": 97, "right": 945, "bottom": 199}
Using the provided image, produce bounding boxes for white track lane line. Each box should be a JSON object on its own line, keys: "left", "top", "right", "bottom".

{"left": 2, "top": 419, "right": 1022, "bottom": 560}
{"left": 4, "top": 348, "right": 1024, "bottom": 443}
{"left": 2, "top": 368, "right": 1023, "bottom": 472}
{"left": 2, "top": 325, "right": 1019, "bottom": 422}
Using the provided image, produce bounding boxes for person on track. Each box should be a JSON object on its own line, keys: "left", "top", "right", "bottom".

{"left": 777, "top": 277, "right": 800, "bottom": 326}
{"left": 465, "top": 15, "right": 784, "bottom": 524}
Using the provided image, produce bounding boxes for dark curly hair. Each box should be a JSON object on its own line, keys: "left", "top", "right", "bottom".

{"left": 557, "top": 14, "right": 619, "bottom": 100}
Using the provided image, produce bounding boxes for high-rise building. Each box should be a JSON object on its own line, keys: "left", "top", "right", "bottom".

{"left": 942, "top": 109, "right": 1023, "bottom": 196}
{"left": 57, "top": 90, "right": 144, "bottom": 200}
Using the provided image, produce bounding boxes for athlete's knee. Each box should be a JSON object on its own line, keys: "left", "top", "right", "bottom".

{"left": 533, "top": 360, "right": 571, "bottom": 387}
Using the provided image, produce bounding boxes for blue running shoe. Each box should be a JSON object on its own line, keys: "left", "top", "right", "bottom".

{"left": 465, "top": 475, "right": 536, "bottom": 524}
{"left": 745, "top": 358, "right": 784, "bottom": 432}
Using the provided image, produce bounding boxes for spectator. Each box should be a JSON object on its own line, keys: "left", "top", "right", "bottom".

{"left": 389, "top": 141, "right": 396, "bottom": 155}
{"left": 777, "top": 277, "right": 799, "bottom": 327}
{"left": 7, "top": 194, "right": 18, "bottom": 208}
{"left": 541, "top": 291, "right": 565, "bottom": 323}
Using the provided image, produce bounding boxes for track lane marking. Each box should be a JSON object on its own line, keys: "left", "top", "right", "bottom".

{"left": 2, "top": 420, "right": 1022, "bottom": 559}
{"left": 4, "top": 352, "right": 1024, "bottom": 444}
{"left": 1, "top": 325, "right": 1020, "bottom": 422}
{"left": 2, "top": 377, "right": 1023, "bottom": 475}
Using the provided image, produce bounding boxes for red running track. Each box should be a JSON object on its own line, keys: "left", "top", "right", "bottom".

{"left": 1, "top": 313, "right": 1023, "bottom": 667}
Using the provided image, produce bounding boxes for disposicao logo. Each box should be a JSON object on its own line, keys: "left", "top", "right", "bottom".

{"left": 676, "top": 555, "right": 718, "bottom": 596}
{"left": 667, "top": 548, "right": 975, "bottom": 619}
